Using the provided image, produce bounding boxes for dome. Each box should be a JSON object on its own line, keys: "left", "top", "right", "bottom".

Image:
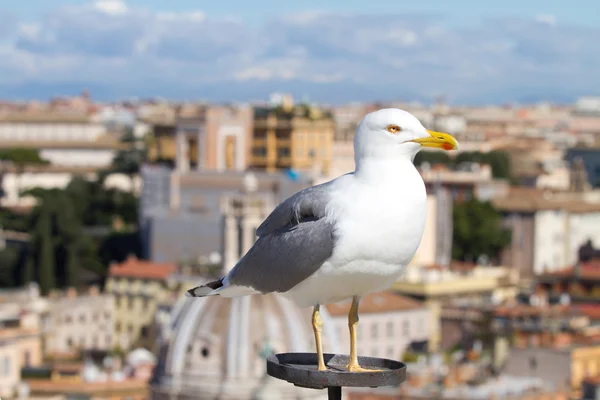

{"left": 151, "top": 293, "right": 340, "bottom": 400}
{"left": 127, "top": 348, "right": 157, "bottom": 367}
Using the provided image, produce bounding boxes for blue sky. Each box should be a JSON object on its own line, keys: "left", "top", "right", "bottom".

{"left": 1, "top": 0, "right": 600, "bottom": 103}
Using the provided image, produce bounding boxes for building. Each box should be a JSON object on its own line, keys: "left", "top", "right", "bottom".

{"left": 582, "top": 375, "right": 600, "bottom": 400}
{"left": 139, "top": 166, "right": 309, "bottom": 263}
{"left": 0, "top": 110, "right": 117, "bottom": 168}
{"left": 535, "top": 261, "right": 600, "bottom": 303}
{"left": 493, "top": 187, "right": 600, "bottom": 277}
{"left": 105, "top": 257, "right": 177, "bottom": 350}
{"left": 24, "top": 348, "right": 155, "bottom": 399}
{"left": 0, "top": 284, "right": 44, "bottom": 398}
{"left": 392, "top": 264, "right": 519, "bottom": 351}
{"left": 326, "top": 292, "right": 430, "bottom": 360}
{"left": 410, "top": 189, "right": 453, "bottom": 267}
{"left": 332, "top": 103, "right": 377, "bottom": 141}
{"left": 150, "top": 179, "right": 339, "bottom": 400}
{"left": 147, "top": 104, "right": 254, "bottom": 172}
{"left": 45, "top": 286, "right": 115, "bottom": 355}
{"left": 250, "top": 104, "right": 335, "bottom": 174}
{"left": 418, "top": 163, "right": 509, "bottom": 202}
{"left": 502, "top": 344, "right": 600, "bottom": 395}
{"left": 566, "top": 146, "right": 600, "bottom": 188}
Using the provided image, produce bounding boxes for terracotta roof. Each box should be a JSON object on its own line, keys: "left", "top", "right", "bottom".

{"left": 540, "top": 263, "right": 600, "bottom": 281}
{"left": 108, "top": 256, "right": 176, "bottom": 280}
{"left": 584, "top": 374, "right": 600, "bottom": 385}
{"left": 577, "top": 304, "right": 600, "bottom": 320}
{"left": 325, "top": 291, "right": 423, "bottom": 317}
{"left": 493, "top": 304, "right": 575, "bottom": 318}
{"left": 25, "top": 378, "right": 148, "bottom": 394}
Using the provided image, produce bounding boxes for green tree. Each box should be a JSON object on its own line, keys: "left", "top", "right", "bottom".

{"left": 414, "top": 151, "right": 452, "bottom": 167}
{"left": 22, "top": 252, "right": 35, "bottom": 284}
{"left": 36, "top": 208, "right": 56, "bottom": 295}
{"left": 0, "top": 246, "right": 20, "bottom": 287}
{"left": 455, "top": 151, "right": 511, "bottom": 180}
{"left": 452, "top": 198, "right": 512, "bottom": 262}
{"left": 107, "top": 129, "right": 145, "bottom": 191}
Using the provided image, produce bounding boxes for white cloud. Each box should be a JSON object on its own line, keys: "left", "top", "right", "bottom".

{"left": 0, "top": 3, "right": 598, "bottom": 103}
{"left": 535, "top": 14, "right": 557, "bottom": 25}
{"left": 93, "top": 0, "right": 128, "bottom": 16}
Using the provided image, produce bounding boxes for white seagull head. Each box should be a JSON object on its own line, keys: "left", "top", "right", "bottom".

{"left": 353, "top": 108, "right": 459, "bottom": 163}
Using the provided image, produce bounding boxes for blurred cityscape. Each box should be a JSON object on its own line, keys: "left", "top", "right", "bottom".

{"left": 1, "top": 91, "right": 600, "bottom": 400}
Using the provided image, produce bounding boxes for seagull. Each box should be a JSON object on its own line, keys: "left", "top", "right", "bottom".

{"left": 187, "top": 108, "right": 458, "bottom": 372}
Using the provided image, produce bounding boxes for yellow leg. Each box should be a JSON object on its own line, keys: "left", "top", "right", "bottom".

{"left": 346, "top": 296, "right": 382, "bottom": 372}
{"left": 312, "top": 304, "right": 327, "bottom": 371}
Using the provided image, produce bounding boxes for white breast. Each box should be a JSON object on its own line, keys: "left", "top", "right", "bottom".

{"left": 329, "top": 163, "right": 427, "bottom": 266}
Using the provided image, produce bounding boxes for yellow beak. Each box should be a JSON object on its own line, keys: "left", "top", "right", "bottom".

{"left": 411, "top": 130, "right": 459, "bottom": 151}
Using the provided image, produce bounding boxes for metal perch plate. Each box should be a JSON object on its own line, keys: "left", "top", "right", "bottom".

{"left": 266, "top": 353, "right": 407, "bottom": 390}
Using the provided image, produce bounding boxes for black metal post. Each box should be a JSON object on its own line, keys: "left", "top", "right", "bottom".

{"left": 327, "top": 386, "right": 342, "bottom": 400}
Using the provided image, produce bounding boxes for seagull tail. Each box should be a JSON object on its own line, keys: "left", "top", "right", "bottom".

{"left": 185, "top": 279, "right": 223, "bottom": 298}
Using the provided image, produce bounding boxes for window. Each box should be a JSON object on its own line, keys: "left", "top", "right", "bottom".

{"left": 140, "top": 327, "right": 149, "bottom": 338}
{"left": 67, "top": 338, "right": 73, "bottom": 348}
{"left": 201, "top": 347, "right": 210, "bottom": 358}
{"left": 371, "top": 324, "right": 378, "bottom": 339}
{"left": 106, "top": 335, "right": 112, "bottom": 346}
{"left": 24, "top": 351, "right": 31, "bottom": 367}
{"left": 403, "top": 320, "right": 410, "bottom": 336}
{"left": 3, "top": 356, "right": 9, "bottom": 377}
{"left": 278, "top": 147, "right": 290, "bottom": 157}
{"left": 388, "top": 346, "right": 395, "bottom": 358}
{"left": 386, "top": 321, "right": 394, "bottom": 338}
{"left": 65, "top": 315, "right": 73, "bottom": 324}
{"left": 79, "top": 314, "right": 86, "bottom": 323}
{"left": 252, "top": 147, "right": 267, "bottom": 157}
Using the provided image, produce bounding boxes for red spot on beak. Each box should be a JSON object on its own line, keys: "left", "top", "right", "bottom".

{"left": 442, "top": 143, "right": 454, "bottom": 151}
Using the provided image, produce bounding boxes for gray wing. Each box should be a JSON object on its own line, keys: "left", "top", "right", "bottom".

{"left": 227, "top": 181, "right": 337, "bottom": 293}
{"left": 256, "top": 181, "right": 334, "bottom": 237}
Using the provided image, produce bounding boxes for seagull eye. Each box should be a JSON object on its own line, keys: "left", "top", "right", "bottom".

{"left": 386, "top": 124, "right": 401, "bottom": 134}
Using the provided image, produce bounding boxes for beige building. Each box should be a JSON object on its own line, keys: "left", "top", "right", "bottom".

{"left": 45, "top": 286, "right": 115, "bottom": 355}
{"left": 250, "top": 105, "right": 335, "bottom": 174}
{"left": 0, "top": 285, "right": 44, "bottom": 398}
{"left": 392, "top": 264, "right": 519, "bottom": 351}
{"left": 494, "top": 187, "right": 600, "bottom": 277}
{"left": 147, "top": 104, "right": 254, "bottom": 172}
{"left": 326, "top": 291, "right": 430, "bottom": 360}
{"left": 105, "top": 256, "right": 176, "bottom": 350}
{"left": 0, "top": 111, "right": 117, "bottom": 168}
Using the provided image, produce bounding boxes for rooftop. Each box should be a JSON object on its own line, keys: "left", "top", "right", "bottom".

{"left": 492, "top": 187, "right": 600, "bottom": 213}
{"left": 538, "top": 263, "right": 600, "bottom": 281}
{"left": 108, "top": 256, "right": 176, "bottom": 280}
{"left": 325, "top": 291, "right": 423, "bottom": 317}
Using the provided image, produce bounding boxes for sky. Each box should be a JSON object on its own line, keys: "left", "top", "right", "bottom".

{"left": 1, "top": 0, "right": 600, "bottom": 104}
